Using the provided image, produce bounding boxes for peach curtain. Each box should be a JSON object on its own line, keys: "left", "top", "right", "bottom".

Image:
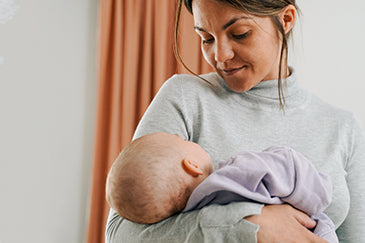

{"left": 86, "top": 1, "right": 212, "bottom": 242}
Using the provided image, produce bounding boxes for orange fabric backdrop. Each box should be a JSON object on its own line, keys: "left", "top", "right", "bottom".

{"left": 86, "top": 1, "right": 212, "bottom": 242}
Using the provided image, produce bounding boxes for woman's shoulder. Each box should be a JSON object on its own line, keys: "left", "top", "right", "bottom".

{"left": 308, "top": 92, "right": 356, "bottom": 125}
{"left": 161, "top": 72, "right": 222, "bottom": 92}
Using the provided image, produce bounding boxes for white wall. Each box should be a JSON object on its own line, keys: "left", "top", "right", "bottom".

{"left": 0, "top": 1, "right": 364, "bottom": 243}
{"left": 0, "top": 0, "right": 98, "bottom": 243}
{"left": 292, "top": 0, "right": 365, "bottom": 127}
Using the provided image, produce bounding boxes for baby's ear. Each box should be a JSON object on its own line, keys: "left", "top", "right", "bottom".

{"left": 182, "top": 159, "right": 203, "bottom": 177}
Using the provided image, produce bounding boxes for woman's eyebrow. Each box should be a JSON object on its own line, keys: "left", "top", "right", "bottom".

{"left": 222, "top": 16, "right": 250, "bottom": 30}
{"left": 194, "top": 16, "right": 251, "bottom": 33}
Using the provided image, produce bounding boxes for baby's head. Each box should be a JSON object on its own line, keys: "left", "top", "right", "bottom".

{"left": 106, "top": 132, "right": 213, "bottom": 224}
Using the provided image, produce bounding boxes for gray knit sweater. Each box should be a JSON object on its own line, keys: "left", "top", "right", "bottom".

{"left": 105, "top": 70, "right": 365, "bottom": 243}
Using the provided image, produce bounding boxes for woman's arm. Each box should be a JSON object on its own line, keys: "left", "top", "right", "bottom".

{"left": 105, "top": 75, "right": 328, "bottom": 242}
{"left": 106, "top": 203, "right": 262, "bottom": 243}
{"left": 335, "top": 116, "right": 365, "bottom": 242}
{"left": 105, "top": 75, "right": 263, "bottom": 242}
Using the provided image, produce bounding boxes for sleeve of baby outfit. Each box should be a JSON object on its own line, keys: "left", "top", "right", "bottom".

{"left": 336, "top": 116, "right": 365, "bottom": 242}
{"left": 105, "top": 75, "right": 264, "bottom": 243}
{"left": 212, "top": 146, "right": 332, "bottom": 215}
{"left": 269, "top": 146, "right": 333, "bottom": 215}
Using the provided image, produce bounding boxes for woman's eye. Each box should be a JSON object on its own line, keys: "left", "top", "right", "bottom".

{"left": 232, "top": 32, "right": 249, "bottom": 40}
{"left": 202, "top": 38, "right": 214, "bottom": 44}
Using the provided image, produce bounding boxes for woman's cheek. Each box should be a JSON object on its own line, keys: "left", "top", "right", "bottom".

{"left": 201, "top": 46, "right": 215, "bottom": 68}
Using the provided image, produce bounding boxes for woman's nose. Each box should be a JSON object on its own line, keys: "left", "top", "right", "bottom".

{"left": 214, "top": 40, "right": 234, "bottom": 63}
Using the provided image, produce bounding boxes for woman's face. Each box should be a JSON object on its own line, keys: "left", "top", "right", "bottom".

{"left": 192, "top": 0, "right": 285, "bottom": 92}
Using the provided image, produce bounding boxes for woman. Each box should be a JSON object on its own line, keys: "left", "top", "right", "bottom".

{"left": 106, "top": 0, "right": 365, "bottom": 242}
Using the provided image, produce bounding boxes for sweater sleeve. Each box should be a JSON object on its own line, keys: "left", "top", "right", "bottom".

{"left": 336, "top": 116, "right": 365, "bottom": 242}
{"left": 105, "top": 75, "right": 264, "bottom": 243}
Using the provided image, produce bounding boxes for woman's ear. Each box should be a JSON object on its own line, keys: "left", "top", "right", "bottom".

{"left": 182, "top": 159, "right": 203, "bottom": 177}
{"left": 280, "top": 4, "right": 296, "bottom": 34}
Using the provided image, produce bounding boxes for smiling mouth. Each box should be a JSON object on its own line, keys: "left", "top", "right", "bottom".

{"left": 222, "top": 65, "right": 247, "bottom": 76}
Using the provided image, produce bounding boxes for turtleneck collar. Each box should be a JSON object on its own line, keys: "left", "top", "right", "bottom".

{"left": 215, "top": 68, "right": 310, "bottom": 111}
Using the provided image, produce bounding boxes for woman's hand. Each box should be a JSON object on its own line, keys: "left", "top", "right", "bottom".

{"left": 245, "top": 204, "right": 328, "bottom": 243}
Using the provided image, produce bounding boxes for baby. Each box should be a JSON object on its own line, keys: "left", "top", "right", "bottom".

{"left": 106, "top": 132, "right": 338, "bottom": 243}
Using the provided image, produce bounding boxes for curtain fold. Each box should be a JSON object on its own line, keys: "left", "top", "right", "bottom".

{"left": 87, "top": 1, "right": 212, "bottom": 242}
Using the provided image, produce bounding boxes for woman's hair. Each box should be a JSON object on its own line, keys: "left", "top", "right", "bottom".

{"left": 174, "top": 0, "right": 299, "bottom": 108}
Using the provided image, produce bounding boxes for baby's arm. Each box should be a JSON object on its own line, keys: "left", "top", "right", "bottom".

{"left": 265, "top": 146, "right": 333, "bottom": 215}
{"left": 215, "top": 146, "right": 332, "bottom": 215}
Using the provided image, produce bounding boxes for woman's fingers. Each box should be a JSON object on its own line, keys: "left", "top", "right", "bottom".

{"left": 245, "top": 204, "right": 326, "bottom": 243}
{"left": 292, "top": 208, "right": 317, "bottom": 229}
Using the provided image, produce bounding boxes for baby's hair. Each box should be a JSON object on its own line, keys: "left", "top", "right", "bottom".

{"left": 106, "top": 134, "right": 192, "bottom": 224}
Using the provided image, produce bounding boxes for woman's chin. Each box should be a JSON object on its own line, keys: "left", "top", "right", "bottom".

{"left": 224, "top": 76, "right": 255, "bottom": 93}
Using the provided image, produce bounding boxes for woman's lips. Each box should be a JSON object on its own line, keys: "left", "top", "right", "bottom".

{"left": 222, "top": 65, "right": 246, "bottom": 76}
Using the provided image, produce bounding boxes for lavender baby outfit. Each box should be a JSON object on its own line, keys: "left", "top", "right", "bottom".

{"left": 183, "top": 146, "right": 338, "bottom": 243}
